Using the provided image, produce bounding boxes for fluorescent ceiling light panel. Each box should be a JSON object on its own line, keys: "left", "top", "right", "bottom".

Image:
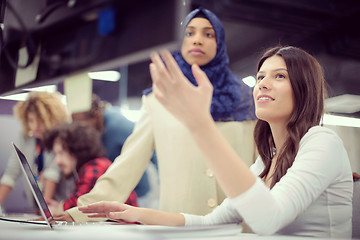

{"left": 0, "top": 92, "right": 29, "bottom": 101}
{"left": 24, "top": 85, "right": 57, "bottom": 92}
{"left": 242, "top": 76, "right": 256, "bottom": 87}
{"left": 88, "top": 71, "right": 121, "bottom": 82}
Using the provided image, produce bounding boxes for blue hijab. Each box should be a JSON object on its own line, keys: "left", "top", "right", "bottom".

{"left": 145, "top": 8, "right": 256, "bottom": 122}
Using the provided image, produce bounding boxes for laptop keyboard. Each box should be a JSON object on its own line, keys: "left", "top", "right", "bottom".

{"left": 55, "top": 221, "right": 98, "bottom": 226}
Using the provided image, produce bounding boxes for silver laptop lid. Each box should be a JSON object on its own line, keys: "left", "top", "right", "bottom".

{"left": 12, "top": 142, "right": 55, "bottom": 229}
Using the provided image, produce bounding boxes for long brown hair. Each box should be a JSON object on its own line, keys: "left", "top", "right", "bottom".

{"left": 254, "top": 46, "right": 326, "bottom": 188}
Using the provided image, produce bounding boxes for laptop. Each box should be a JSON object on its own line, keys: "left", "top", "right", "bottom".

{"left": 11, "top": 142, "right": 115, "bottom": 229}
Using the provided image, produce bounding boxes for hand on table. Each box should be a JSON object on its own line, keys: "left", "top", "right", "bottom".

{"left": 79, "top": 201, "right": 140, "bottom": 223}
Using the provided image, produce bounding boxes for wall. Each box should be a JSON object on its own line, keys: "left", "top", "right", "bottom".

{"left": 325, "top": 125, "right": 360, "bottom": 173}
{"left": 0, "top": 101, "right": 30, "bottom": 213}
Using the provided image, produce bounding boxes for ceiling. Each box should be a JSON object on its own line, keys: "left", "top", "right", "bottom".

{"left": 126, "top": 0, "right": 360, "bottom": 118}
{"left": 2, "top": 0, "right": 359, "bottom": 118}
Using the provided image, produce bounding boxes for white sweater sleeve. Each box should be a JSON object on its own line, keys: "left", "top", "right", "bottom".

{"left": 228, "top": 127, "right": 350, "bottom": 235}
{"left": 181, "top": 198, "right": 243, "bottom": 226}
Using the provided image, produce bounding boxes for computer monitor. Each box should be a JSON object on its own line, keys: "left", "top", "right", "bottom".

{"left": 0, "top": 0, "right": 189, "bottom": 96}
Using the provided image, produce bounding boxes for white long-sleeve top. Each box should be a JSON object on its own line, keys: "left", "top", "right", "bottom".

{"left": 183, "top": 126, "right": 353, "bottom": 238}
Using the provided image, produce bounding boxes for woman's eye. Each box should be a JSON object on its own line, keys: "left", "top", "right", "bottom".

{"left": 205, "top": 33, "right": 214, "bottom": 38}
{"left": 257, "top": 76, "right": 264, "bottom": 81}
{"left": 185, "top": 31, "right": 193, "bottom": 37}
{"left": 276, "top": 74, "right": 286, "bottom": 79}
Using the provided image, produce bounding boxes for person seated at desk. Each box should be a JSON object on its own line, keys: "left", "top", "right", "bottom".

{"left": 0, "top": 92, "right": 70, "bottom": 212}
{"left": 79, "top": 46, "right": 353, "bottom": 238}
{"left": 71, "top": 94, "right": 157, "bottom": 204}
{"left": 42, "top": 122, "right": 138, "bottom": 214}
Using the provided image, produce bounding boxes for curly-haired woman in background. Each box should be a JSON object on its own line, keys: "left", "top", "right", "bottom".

{"left": 0, "top": 92, "right": 70, "bottom": 211}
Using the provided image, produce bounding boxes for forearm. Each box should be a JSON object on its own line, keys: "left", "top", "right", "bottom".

{"left": 138, "top": 208, "right": 185, "bottom": 226}
{"left": 0, "top": 184, "right": 13, "bottom": 205}
{"left": 189, "top": 116, "right": 256, "bottom": 198}
{"left": 43, "top": 179, "right": 57, "bottom": 201}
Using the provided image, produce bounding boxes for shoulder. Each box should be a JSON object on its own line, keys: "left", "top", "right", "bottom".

{"left": 297, "top": 126, "right": 349, "bottom": 166}
{"left": 87, "top": 158, "right": 111, "bottom": 167}
{"left": 300, "top": 126, "right": 344, "bottom": 148}
{"left": 249, "top": 156, "right": 265, "bottom": 176}
{"left": 81, "top": 158, "right": 111, "bottom": 172}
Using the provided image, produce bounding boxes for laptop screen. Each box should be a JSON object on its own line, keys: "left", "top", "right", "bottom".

{"left": 13, "top": 143, "right": 54, "bottom": 224}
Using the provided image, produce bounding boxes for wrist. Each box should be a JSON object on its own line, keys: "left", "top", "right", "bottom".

{"left": 189, "top": 113, "right": 215, "bottom": 137}
{"left": 136, "top": 207, "right": 150, "bottom": 225}
{"left": 186, "top": 112, "right": 213, "bottom": 134}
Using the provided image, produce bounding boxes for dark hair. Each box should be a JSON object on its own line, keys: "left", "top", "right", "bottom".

{"left": 254, "top": 46, "right": 326, "bottom": 188}
{"left": 43, "top": 122, "right": 107, "bottom": 171}
{"left": 87, "top": 94, "right": 107, "bottom": 117}
{"left": 72, "top": 94, "right": 107, "bottom": 132}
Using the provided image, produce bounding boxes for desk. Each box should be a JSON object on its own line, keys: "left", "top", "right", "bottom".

{"left": 0, "top": 220, "right": 342, "bottom": 240}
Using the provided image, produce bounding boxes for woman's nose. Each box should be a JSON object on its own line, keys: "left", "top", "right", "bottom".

{"left": 193, "top": 33, "right": 203, "bottom": 45}
{"left": 54, "top": 155, "right": 61, "bottom": 165}
{"left": 257, "top": 76, "right": 272, "bottom": 90}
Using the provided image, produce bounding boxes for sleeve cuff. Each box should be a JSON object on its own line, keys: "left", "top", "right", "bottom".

{"left": 181, "top": 213, "right": 203, "bottom": 226}
{"left": 0, "top": 175, "right": 16, "bottom": 188}
{"left": 42, "top": 168, "right": 61, "bottom": 182}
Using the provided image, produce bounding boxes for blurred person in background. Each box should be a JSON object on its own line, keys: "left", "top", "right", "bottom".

{"left": 0, "top": 92, "right": 72, "bottom": 213}
{"left": 42, "top": 122, "right": 138, "bottom": 215}
{"left": 71, "top": 94, "right": 157, "bottom": 207}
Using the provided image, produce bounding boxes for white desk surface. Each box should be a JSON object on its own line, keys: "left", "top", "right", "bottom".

{"left": 0, "top": 215, "right": 346, "bottom": 240}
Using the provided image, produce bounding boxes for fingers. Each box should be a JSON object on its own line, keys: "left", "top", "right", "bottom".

{"left": 159, "top": 49, "right": 184, "bottom": 80}
{"left": 87, "top": 213, "right": 108, "bottom": 218}
{"left": 79, "top": 201, "right": 123, "bottom": 213}
{"left": 150, "top": 51, "right": 174, "bottom": 85}
{"left": 192, "top": 64, "right": 213, "bottom": 92}
{"left": 150, "top": 49, "right": 193, "bottom": 106}
{"left": 149, "top": 63, "right": 166, "bottom": 99}
{"left": 150, "top": 49, "right": 188, "bottom": 87}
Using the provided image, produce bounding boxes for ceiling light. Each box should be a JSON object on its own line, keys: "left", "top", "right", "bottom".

{"left": 0, "top": 93, "right": 29, "bottom": 101}
{"left": 24, "top": 85, "right": 57, "bottom": 92}
{"left": 242, "top": 76, "right": 256, "bottom": 87}
{"left": 88, "top": 71, "right": 121, "bottom": 82}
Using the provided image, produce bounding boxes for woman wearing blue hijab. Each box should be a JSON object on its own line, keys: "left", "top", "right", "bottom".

{"left": 63, "top": 8, "right": 258, "bottom": 223}
{"left": 146, "top": 8, "right": 255, "bottom": 122}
